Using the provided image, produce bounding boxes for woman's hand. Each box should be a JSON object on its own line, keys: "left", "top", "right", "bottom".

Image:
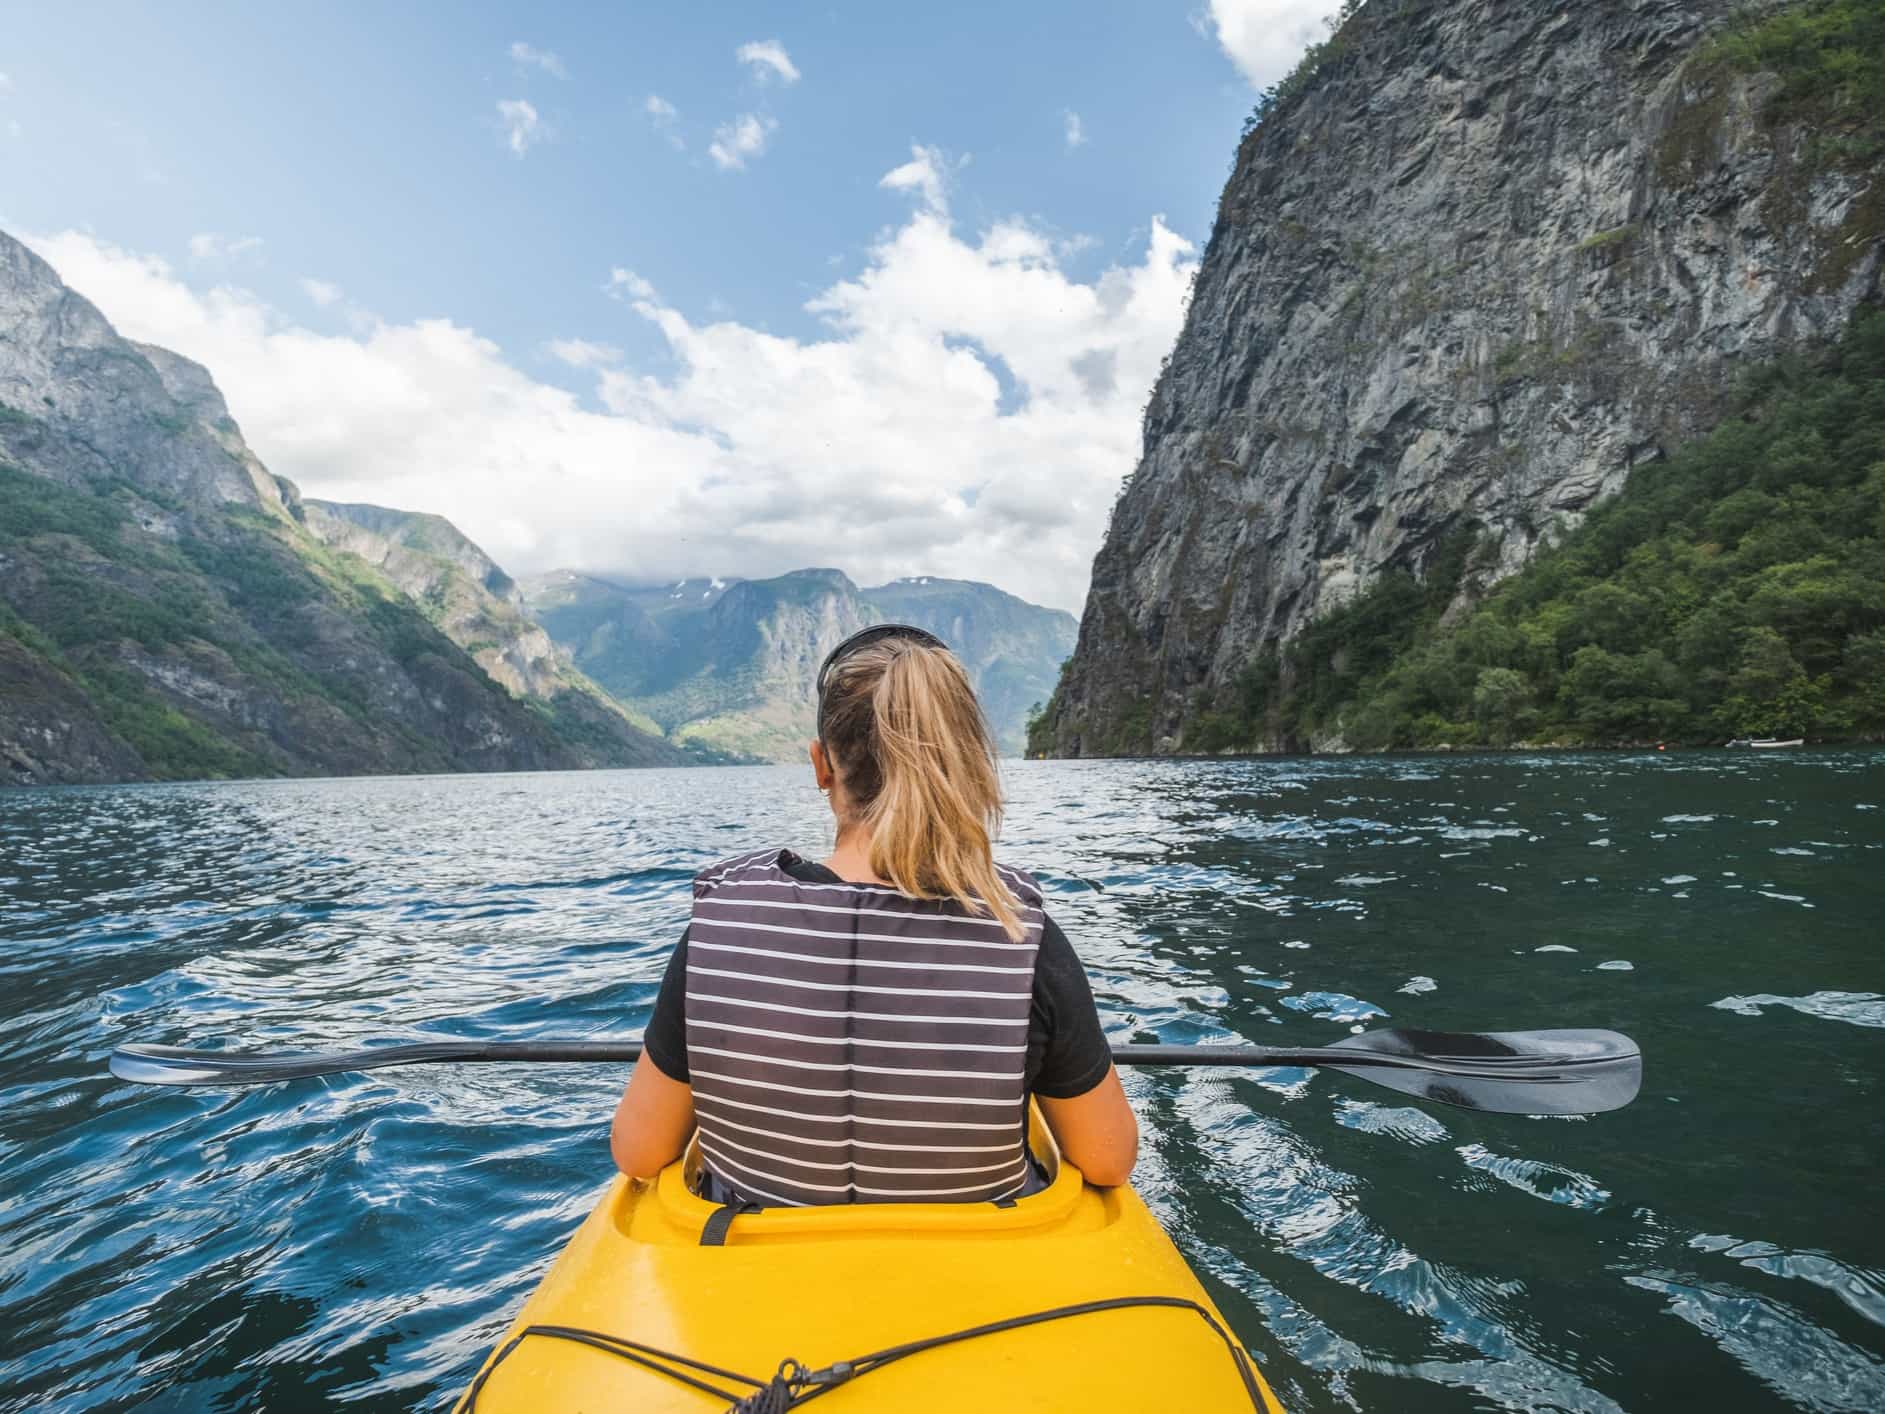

{"left": 610, "top": 1053, "right": 696, "bottom": 1178}
{"left": 1039, "top": 1065, "right": 1139, "bottom": 1186}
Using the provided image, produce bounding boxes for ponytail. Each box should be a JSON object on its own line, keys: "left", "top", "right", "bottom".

{"left": 819, "top": 639, "right": 1024, "bottom": 940}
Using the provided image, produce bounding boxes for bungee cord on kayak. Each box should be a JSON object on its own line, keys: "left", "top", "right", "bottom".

{"left": 457, "top": 1296, "right": 1269, "bottom": 1413}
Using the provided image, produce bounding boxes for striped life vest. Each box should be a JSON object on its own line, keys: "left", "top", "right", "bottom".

{"left": 684, "top": 848, "right": 1045, "bottom": 1207}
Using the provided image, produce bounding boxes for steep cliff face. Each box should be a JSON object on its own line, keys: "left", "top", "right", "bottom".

{"left": 524, "top": 569, "right": 1076, "bottom": 759}
{"left": 0, "top": 229, "right": 686, "bottom": 784}
{"left": 299, "top": 497, "right": 680, "bottom": 749}
{"left": 1041, "top": 0, "right": 1882, "bottom": 756}
{"left": 0, "top": 239, "right": 288, "bottom": 519}
{"left": 303, "top": 500, "right": 581, "bottom": 702}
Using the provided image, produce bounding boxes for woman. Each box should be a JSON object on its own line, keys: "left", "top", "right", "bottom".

{"left": 610, "top": 623, "right": 1137, "bottom": 1204}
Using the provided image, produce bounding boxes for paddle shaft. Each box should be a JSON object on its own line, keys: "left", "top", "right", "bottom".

{"left": 110, "top": 1039, "right": 1616, "bottom": 1083}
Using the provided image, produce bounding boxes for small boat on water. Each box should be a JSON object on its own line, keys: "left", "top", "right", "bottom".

{"left": 1725, "top": 737, "right": 1805, "bottom": 748}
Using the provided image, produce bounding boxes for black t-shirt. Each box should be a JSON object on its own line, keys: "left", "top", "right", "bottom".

{"left": 641, "top": 855, "right": 1114, "bottom": 1100}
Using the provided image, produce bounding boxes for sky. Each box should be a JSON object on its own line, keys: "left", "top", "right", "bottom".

{"left": 2, "top": 1, "right": 1346, "bottom": 613}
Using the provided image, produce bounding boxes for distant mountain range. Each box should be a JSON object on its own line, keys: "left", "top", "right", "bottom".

{"left": 0, "top": 229, "right": 687, "bottom": 785}
{"left": 521, "top": 568, "right": 1076, "bottom": 759}
{"left": 0, "top": 227, "right": 1071, "bottom": 785}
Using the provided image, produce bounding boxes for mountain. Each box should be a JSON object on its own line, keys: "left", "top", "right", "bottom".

{"left": 522, "top": 568, "right": 1076, "bottom": 760}
{"left": 1180, "top": 310, "right": 1885, "bottom": 751}
{"left": 1035, "top": 0, "right": 1883, "bottom": 756}
{"left": 0, "top": 229, "right": 688, "bottom": 785}
{"left": 296, "top": 499, "right": 671, "bottom": 742}
{"left": 859, "top": 575, "right": 1079, "bottom": 747}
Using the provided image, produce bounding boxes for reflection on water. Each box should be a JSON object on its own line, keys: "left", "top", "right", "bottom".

{"left": 0, "top": 750, "right": 1881, "bottom": 1411}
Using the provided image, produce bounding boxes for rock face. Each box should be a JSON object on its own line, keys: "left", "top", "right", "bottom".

{"left": 0, "top": 229, "right": 688, "bottom": 785}
{"left": 0, "top": 239, "right": 289, "bottom": 518}
{"left": 298, "top": 497, "right": 684, "bottom": 752}
{"left": 1039, "top": 0, "right": 1883, "bottom": 756}
{"left": 523, "top": 569, "right": 1076, "bottom": 760}
{"left": 303, "top": 500, "right": 589, "bottom": 702}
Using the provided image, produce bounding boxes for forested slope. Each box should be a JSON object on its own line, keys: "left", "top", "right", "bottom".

{"left": 1146, "top": 310, "right": 1885, "bottom": 751}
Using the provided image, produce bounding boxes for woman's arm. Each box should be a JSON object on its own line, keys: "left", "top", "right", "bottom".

{"left": 612, "top": 935, "right": 695, "bottom": 1178}
{"left": 610, "top": 1053, "right": 695, "bottom": 1178}
{"left": 1029, "top": 916, "right": 1139, "bottom": 1185}
{"left": 1039, "top": 1065, "right": 1138, "bottom": 1186}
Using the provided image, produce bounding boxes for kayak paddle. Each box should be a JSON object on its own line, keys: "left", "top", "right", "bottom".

{"left": 108, "top": 1026, "right": 1639, "bottom": 1115}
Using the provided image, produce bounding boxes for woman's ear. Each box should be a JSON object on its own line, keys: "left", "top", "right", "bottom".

{"left": 810, "top": 738, "right": 834, "bottom": 792}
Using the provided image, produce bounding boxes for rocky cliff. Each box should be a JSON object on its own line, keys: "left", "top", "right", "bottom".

{"left": 0, "top": 229, "right": 687, "bottom": 785}
{"left": 1039, "top": 0, "right": 1883, "bottom": 756}
{"left": 298, "top": 498, "right": 665, "bottom": 734}
{"left": 523, "top": 569, "right": 1076, "bottom": 759}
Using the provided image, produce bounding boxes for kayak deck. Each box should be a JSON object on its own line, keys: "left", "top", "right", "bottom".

{"left": 459, "top": 1111, "right": 1283, "bottom": 1411}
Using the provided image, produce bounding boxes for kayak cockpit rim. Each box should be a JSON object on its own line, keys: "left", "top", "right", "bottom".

{"left": 663, "top": 1099, "right": 1084, "bottom": 1243}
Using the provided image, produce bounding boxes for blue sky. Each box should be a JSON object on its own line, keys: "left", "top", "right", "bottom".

{"left": 3, "top": 2, "right": 1341, "bottom": 612}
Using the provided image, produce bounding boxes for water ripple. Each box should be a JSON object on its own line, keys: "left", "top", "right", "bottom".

{"left": 1, "top": 751, "right": 1880, "bottom": 1411}
{"left": 1710, "top": 992, "right": 1885, "bottom": 1029}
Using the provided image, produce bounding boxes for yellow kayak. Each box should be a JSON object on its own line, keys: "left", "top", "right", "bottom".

{"left": 457, "top": 1107, "right": 1284, "bottom": 1411}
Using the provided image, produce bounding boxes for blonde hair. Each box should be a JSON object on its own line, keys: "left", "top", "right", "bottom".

{"left": 819, "top": 638, "right": 1024, "bottom": 940}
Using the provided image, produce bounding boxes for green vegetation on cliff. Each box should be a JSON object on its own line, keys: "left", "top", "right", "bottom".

{"left": 1159, "top": 309, "right": 1885, "bottom": 752}
{"left": 1, "top": 228, "right": 691, "bottom": 787}
{"left": 0, "top": 461, "right": 687, "bottom": 783}
{"left": 1, "top": 464, "right": 506, "bottom": 778}
{"left": 1690, "top": 0, "right": 1885, "bottom": 292}
{"left": 1710, "top": 0, "right": 1885, "bottom": 137}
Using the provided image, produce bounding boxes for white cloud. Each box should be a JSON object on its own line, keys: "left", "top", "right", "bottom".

{"left": 880, "top": 144, "right": 948, "bottom": 213}
{"left": 736, "top": 39, "right": 800, "bottom": 85}
{"left": 496, "top": 99, "right": 544, "bottom": 156}
{"left": 188, "top": 232, "right": 264, "bottom": 262}
{"left": 1200, "top": 0, "right": 1352, "bottom": 88}
{"left": 708, "top": 113, "right": 776, "bottom": 171}
{"left": 508, "top": 41, "right": 569, "bottom": 79}
{"left": 23, "top": 164, "right": 1195, "bottom": 615}
{"left": 546, "top": 338, "right": 623, "bottom": 368}
{"left": 1063, "top": 110, "right": 1086, "bottom": 149}
{"left": 0, "top": 72, "right": 13, "bottom": 94}
{"left": 603, "top": 267, "right": 656, "bottom": 302}
{"left": 300, "top": 277, "right": 342, "bottom": 307}
{"left": 643, "top": 94, "right": 683, "bottom": 150}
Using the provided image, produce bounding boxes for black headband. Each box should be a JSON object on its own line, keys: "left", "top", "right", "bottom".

{"left": 815, "top": 623, "right": 949, "bottom": 734}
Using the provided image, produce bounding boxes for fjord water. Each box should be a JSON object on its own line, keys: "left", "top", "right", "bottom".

{"left": 1, "top": 755, "right": 1880, "bottom": 1413}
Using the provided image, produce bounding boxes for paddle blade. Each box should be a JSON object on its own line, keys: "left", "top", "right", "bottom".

{"left": 108, "top": 1043, "right": 366, "bottom": 1087}
{"left": 1324, "top": 1027, "right": 1642, "bottom": 1115}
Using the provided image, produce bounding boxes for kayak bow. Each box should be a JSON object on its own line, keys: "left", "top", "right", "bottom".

{"left": 457, "top": 1105, "right": 1284, "bottom": 1411}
